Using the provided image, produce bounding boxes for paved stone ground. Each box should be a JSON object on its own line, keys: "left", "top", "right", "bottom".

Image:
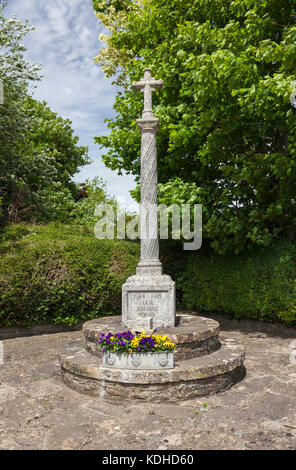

{"left": 0, "top": 314, "right": 296, "bottom": 450}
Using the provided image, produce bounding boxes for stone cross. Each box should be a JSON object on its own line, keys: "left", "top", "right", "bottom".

{"left": 132, "top": 68, "right": 163, "bottom": 276}
{"left": 122, "top": 69, "right": 176, "bottom": 331}
{"left": 132, "top": 68, "right": 163, "bottom": 119}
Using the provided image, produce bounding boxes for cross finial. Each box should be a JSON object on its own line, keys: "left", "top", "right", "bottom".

{"left": 132, "top": 68, "right": 163, "bottom": 119}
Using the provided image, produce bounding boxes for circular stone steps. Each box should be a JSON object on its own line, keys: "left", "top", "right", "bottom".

{"left": 83, "top": 314, "right": 221, "bottom": 361}
{"left": 59, "top": 316, "right": 245, "bottom": 402}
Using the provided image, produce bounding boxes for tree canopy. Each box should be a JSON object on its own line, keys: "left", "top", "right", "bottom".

{"left": 0, "top": 2, "right": 89, "bottom": 222}
{"left": 93, "top": 0, "right": 296, "bottom": 253}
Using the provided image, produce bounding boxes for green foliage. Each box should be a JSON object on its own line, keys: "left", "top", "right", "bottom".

{"left": 38, "top": 177, "right": 114, "bottom": 224}
{"left": 93, "top": 0, "right": 296, "bottom": 254}
{"left": 0, "top": 2, "right": 41, "bottom": 219}
{"left": 1, "top": 95, "right": 89, "bottom": 223}
{"left": 22, "top": 96, "right": 89, "bottom": 185}
{"left": 179, "top": 238, "right": 296, "bottom": 326}
{"left": 69, "top": 177, "right": 117, "bottom": 225}
{"left": 0, "top": 223, "right": 139, "bottom": 327}
{"left": 0, "top": 4, "right": 89, "bottom": 223}
{"left": 1, "top": 223, "right": 294, "bottom": 327}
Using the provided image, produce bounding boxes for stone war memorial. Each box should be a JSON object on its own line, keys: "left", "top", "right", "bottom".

{"left": 59, "top": 69, "right": 246, "bottom": 402}
{"left": 122, "top": 68, "right": 175, "bottom": 331}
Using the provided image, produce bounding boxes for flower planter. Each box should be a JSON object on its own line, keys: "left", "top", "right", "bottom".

{"left": 102, "top": 351, "right": 174, "bottom": 370}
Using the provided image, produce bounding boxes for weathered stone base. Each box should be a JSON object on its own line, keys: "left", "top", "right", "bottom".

{"left": 61, "top": 364, "right": 246, "bottom": 402}
{"left": 59, "top": 323, "right": 245, "bottom": 403}
{"left": 84, "top": 314, "right": 221, "bottom": 361}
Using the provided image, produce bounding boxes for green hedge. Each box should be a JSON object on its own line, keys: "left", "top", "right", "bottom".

{"left": 178, "top": 239, "right": 296, "bottom": 326}
{"left": 0, "top": 224, "right": 295, "bottom": 327}
{"left": 0, "top": 223, "right": 139, "bottom": 327}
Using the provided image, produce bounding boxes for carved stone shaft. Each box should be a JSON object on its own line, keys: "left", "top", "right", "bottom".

{"left": 137, "top": 118, "right": 159, "bottom": 265}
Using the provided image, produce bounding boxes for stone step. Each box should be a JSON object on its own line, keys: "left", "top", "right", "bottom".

{"left": 83, "top": 313, "right": 221, "bottom": 361}
{"left": 58, "top": 338, "right": 245, "bottom": 402}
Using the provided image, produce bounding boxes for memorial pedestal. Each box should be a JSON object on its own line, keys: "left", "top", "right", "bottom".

{"left": 122, "top": 273, "right": 175, "bottom": 330}
{"left": 59, "top": 313, "right": 246, "bottom": 402}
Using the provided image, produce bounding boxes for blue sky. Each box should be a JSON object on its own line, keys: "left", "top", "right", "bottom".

{"left": 5, "top": 0, "right": 136, "bottom": 207}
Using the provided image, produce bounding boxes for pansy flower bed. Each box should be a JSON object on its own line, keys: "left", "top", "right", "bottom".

{"left": 98, "top": 330, "right": 176, "bottom": 354}
{"left": 99, "top": 330, "right": 176, "bottom": 370}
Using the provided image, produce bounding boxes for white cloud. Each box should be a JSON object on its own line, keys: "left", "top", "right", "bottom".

{"left": 5, "top": 0, "right": 135, "bottom": 206}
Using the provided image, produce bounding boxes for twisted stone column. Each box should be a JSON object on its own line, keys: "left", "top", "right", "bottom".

{"left": 132, "top": 68, "right": 163, "bottom": 276}
{"left": 136, "top": 118, "right": 162, "bottom": 276}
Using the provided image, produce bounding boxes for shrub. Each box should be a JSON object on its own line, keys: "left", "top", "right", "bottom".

{"left": 179, "top": 238, "right": 296, "bottom": 326}
{"left": 0, "top": 223, "right": 139, "bottom": 327}
{"left": 1, "top": 223, "right": 295, "bottom": 328}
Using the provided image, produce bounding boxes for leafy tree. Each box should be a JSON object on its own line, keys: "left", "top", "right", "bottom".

{"left": 39, "top": 177, "right": 116, "bottom": 225}
{"left": 0, "top": 3, "right": 89, "bottom": 222}
{"left": 17, "top": 97, "right": 89, "bottom": 220}
{"left": 1, "top": 95, "right": 89, "bottom": 223}
{"left": 93, "top": 0, "right": 296, "bottom": 253}
{"left": 0, "top": 1, "right": 41, "bottom": 219}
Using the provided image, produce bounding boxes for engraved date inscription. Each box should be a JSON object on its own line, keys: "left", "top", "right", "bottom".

{"left": 130, "top": 292, "right": 164, "bottom": 318}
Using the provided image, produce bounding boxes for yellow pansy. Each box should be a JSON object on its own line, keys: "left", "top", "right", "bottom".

{"left": 131, "top": 337, "right": 140, "bottom": 348}
{"left": 163, "top": 341, "right": 176, "bottom": 349}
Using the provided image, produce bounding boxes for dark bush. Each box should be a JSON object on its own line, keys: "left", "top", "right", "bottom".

{"left": 178, "top": 239, "right": 296, "bottom": 326}
{"left": 0, "top": 223, "right": 139, "bottom": 327}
